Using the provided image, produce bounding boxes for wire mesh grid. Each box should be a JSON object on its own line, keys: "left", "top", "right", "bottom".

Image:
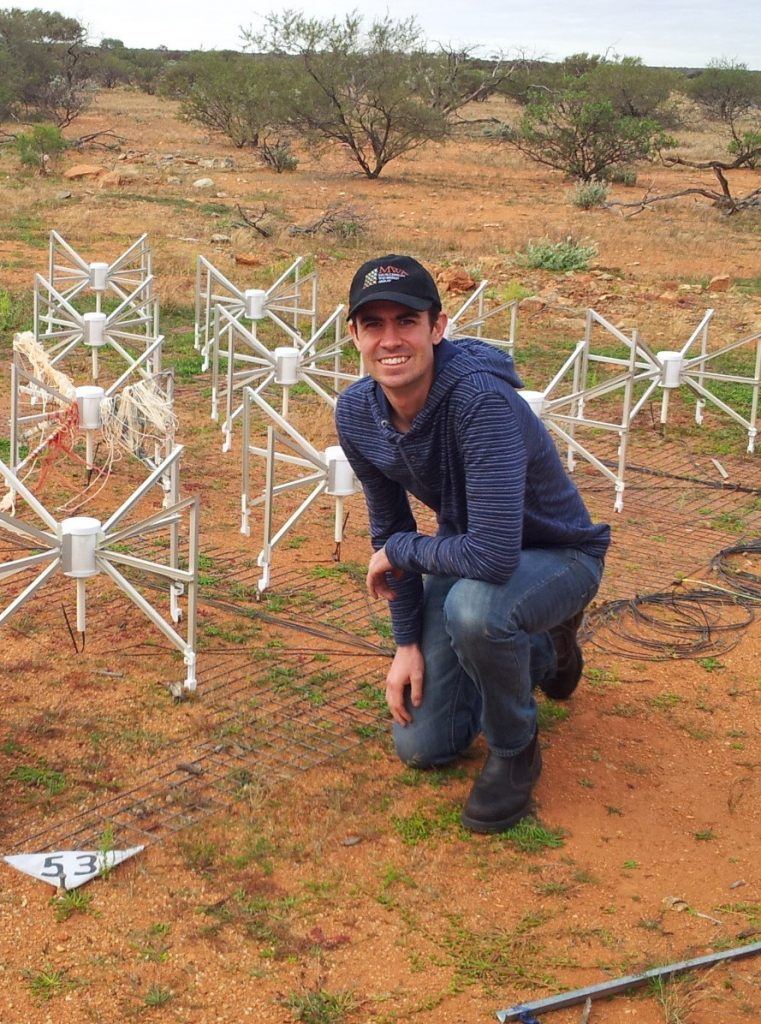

{"left": 3, "top": 420, "right": 761, "bottom": 857}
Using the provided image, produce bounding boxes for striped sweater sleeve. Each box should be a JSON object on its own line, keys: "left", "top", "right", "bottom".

{"left": 384, "top": 390, "right": 526, "bottom": 583}
{"left": 336, "top": 415, "right": 425, "bottom": 645}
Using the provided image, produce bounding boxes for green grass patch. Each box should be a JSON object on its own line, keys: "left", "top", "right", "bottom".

{"left": 25, "top": 965, "right": 71, "bottom": 1001}
{"left": 9, "top": 762, "right": 67, "bottom": 796}
{"left": 392, "top": 802, "right": 463, "bottom": 845}
{"left": 442, "top": 911, "right": 567, "bottom": 990}
{"left": 536, "top": 699, "right": 570, "bottom": 731}
{"left": 143, "top": 985, "right": 173, "bottom": 1007}
{"left": 516, "top": 237, "right": 597, "bottom": 272}
{"left": 51, "top": 888, "right": 95, "bottom": 922}
{"left": 284, "top": 987, "right": 356, "bottom": 1024}
{"left": 735, "top": 276, "right": 761, "bottom": 295}
{"left": 497, "top": 817, "right": 565, "bottom": 853}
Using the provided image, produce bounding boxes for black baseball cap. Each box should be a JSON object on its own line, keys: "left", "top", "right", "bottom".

{"left": 348, "top": 255, "right": 441, "bottom": 320}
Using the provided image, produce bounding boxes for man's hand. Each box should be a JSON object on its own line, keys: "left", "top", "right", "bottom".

{"left": 366, "top": 545, "right": 403, "bottom": 600}
{"left": 385, "top": 643, "right": 424, "bottom": 726}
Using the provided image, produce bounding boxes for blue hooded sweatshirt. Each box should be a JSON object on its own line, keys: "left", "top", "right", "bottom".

{"left": 336, "top": 337, "right": 610, "bottom": 644}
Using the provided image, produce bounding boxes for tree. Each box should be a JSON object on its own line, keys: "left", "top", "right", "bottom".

{"left": 586, "top": 57, "right": 679, "bottom": 120}
{"left": 0, "top": 8, "right": 91, "bottom": 126}
{"left": 498, "top": 85, "right": 673, "bottom": 181}
{"left": 242, "top": 11, "right": 515, "bottom": 178}
{"left": 687, "top": 60, "right": 761, "bottom": 167}
{"left": 171, "top": 52, "right": 292, "bottom": 148}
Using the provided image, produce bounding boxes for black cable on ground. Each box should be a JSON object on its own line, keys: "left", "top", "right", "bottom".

{"left": 587, "top": 585, "right": 755, "bottom": 662}
{"left": 711, "top": 540, "right": 761, "bottom": 601}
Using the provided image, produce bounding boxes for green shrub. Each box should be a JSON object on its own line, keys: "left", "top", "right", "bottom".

{"left": 260, "top": 138, "right": 298, "bottom": 173}
{"left": 516, "top": 236, "right": 598, "bottom": 272}
{"left": 607, "top": 165, "right": 638, "bottom": 186}
{"left": 14, "top": 124, "right": 67, "bottom": 174}
{"left": 569, "top": 179, "right": 609, "bottom": 208}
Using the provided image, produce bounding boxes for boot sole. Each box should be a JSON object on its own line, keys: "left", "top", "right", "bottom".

{"left": 460, "top": 798, "right": 534, "bottom": 834}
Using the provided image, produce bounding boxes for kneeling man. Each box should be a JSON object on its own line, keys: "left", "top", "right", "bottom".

{"left": 336, "top": 255, "right": 610, "bottom": 833}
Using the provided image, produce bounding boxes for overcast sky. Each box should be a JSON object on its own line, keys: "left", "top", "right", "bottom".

{"left": 11, "top": 0, "right": 761, "bottom": 69}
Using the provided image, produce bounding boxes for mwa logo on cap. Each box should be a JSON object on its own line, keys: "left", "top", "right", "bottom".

{"left": 349, "top": 254, "right": 440, "bottom": 319}
{"left": 363, "top": 265, "right": 409, "bottom": 289}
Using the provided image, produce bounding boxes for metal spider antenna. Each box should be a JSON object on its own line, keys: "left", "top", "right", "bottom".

{"left": 240, "top": 386, "right": 359, "bottom": 592}
{"left": 444, "top": 281, "right": 519, "bottom": 352}
{"left": 651, "top": 313, "right": 760, "bottom": 452}
{"left": 0, "top": 447, "right": 199, "bottom": 692}
{"left": 33, "top": 274, "right": 163, "bottom": 388}
{"left": 212, "top": 304, "right": 354, "bottom": 452}
{"left": 44, "top": 232, "right": 156, "bottom": 335}
{"left": 195, "top": 255, "right": 319, "bottom": 369}
{"left": 10, "top": 334, "right": 174, "bottom": 476}
{"left": 580, "top": 309, "right": 761, "bottom": 451}
{"left": 518, "top": 314, "right": 639, "bottom": 512}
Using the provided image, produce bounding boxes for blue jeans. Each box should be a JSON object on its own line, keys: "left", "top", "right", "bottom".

{"left": 392, "top": 547, "right": 604, "bottom": 765}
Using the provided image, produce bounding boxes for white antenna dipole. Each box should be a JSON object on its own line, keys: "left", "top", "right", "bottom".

{"left": 34, "top": 274, "right": 161, "bottom": 386}
{"left": 46, "top": 231, "right": 154, "bottom": 324}
{"left": 445, "top": 280, "right": 519, "bottom": 352}
{"left": 0, "top": 447, "right": 198, "bottom": 692}
{"left": 578, "top": 309, "right": 761, "bottom": 452}
{"left": 518, "top": 325, "right": 637, "bottom": 512}
{"left": 195, "top": 255, "right": 319, "bottom": 369}
{"left": 240, "top": 387, "right": 359, "bottom": 592}
{"left": 211, "top": 305, "right": 355, "bottom": 451}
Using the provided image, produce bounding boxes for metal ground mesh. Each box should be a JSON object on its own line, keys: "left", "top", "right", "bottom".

{"left": 3, "top": 422, "right": 761, "bottom": 854}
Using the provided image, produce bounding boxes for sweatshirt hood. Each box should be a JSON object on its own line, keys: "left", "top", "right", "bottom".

{"left": 422, "top": 336, "right": 523, "bottom": 414}
{"left": 371, "top": 337, "right": 524, "bottom": 433}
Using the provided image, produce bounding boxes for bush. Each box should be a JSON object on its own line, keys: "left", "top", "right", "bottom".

{"left": 501, "top": 87, "right": 673, "bottom": 181}
{"left": 606, "top": 166, "right": 638, "bottom": 186}
{"left": 14, "top": 124, "right": 67, "bottom": 174}
{"left": 177, "top": 52, "right": 292, "bottom": 149}
{"left": 0, "top": 9, "right": 91, "bottom": 126}
{"left": 260, "top": 138, "right": 298, "bottom": 173}
{"left": 516, "top": 237, "right": 598, "bottom": 272}
{"left": 728, "top": 129, "right": 761, "bottom": 168}
{"left": 569, "top": 179, "right": 609, "bottom": 208}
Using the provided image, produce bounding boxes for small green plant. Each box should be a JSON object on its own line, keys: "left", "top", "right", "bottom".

{"left": 284, "top": 987, "right": 356, "bottom": 1024}
{"left": 696, "top": 656, "right": 724, "bottom": 672}
{"left": 179, "top": 836, "right": 218, "bottom": 872}
{"left": 651, "top": 692, "right": 683, "bottom": 710}
{"left": 498, "top": 817, "right": 565, "bottom": 853}
{"left": 51, "top": 888, "right": 94, "bottom": 922}
{"left": 98, "top": 823, "right": 116, "bottom": 879}
{"left": 392, "top": 802, "right": 462, "bottom": 845}
{"left": 569, "top": 179, "right": 609, "bottom": 209}
{"left": 14, "top": 124, "right": 67, "bottom": 175}
{"left": 261, "top": 137, "right": 298, "bottom": 172}
{"left": 516, "top": 237, "right": 598, "bottom": 272}
{"left": 536, "top": 699, "right": 570, "bottom": 731}
{"left": 143, "top": 985, "right": 173, "bottom": 1007}
{"left": 26, "top": 965, "right": 70, "bottom": 1000}
{"left": 694, "top": 828, "right": 715, "bottom": 841}
{"left": 9, "top": 763, "right": 66, "bottom": 796}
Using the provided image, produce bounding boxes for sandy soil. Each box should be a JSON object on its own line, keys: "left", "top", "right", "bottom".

{"left": 0, "top": 88, "right": 759, "bottom": 1024}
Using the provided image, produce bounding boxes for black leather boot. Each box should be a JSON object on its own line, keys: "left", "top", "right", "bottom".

{"left": 460, "top": 732, "right": 542, "bottom": 833}
{"left": 540, "top": 610, "right": 584, "bottom": 700}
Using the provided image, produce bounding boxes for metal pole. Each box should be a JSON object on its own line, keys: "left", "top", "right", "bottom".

{"left": 495, "top": 941, "right": 761, "bottom": 1022}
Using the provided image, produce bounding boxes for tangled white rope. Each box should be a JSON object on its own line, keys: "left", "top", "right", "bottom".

{"left": 2, "top": 332, "right": 176, "bottom": 515}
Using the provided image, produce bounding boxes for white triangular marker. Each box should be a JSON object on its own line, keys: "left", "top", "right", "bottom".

{"left": 3, "top": 847, "right": 143, "bottom": 889}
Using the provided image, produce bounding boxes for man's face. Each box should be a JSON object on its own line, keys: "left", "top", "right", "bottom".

{"left": 349, "top": 300, "right": 447, "bottom": 406}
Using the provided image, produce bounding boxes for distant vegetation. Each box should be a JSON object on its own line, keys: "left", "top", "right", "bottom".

{"left": 1, "top": 7, "right": 759, "bottom": 191}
